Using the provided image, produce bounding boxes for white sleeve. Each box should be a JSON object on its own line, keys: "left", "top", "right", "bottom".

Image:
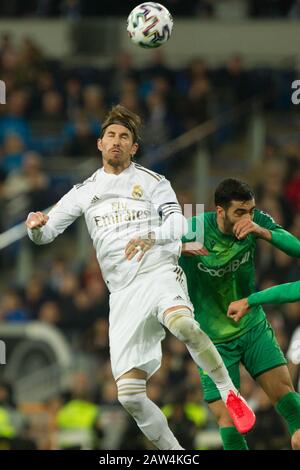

{"left": 27, "top": 186, "right": 83, "bottom": 245}
{"left": 151, "top": 178, "right": 188, "bottom": 244}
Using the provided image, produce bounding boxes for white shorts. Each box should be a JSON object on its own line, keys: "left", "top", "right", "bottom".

{"left": 109, "top": 263, "right": 193, "bottom": 381}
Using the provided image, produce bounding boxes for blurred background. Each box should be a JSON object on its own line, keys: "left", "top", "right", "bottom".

{"left": 0, "top": 0, "right": 300, "bottom": 450}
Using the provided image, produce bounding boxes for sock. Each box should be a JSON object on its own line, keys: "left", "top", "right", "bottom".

{"left": 186, "top": 340, "right": 235, "bottom": 402}
{"left": 220, "top": 426, "right": 249, "bottom": 450}
{"left": 117, "top": 378, "right": 183, "bottom": 450}
{"left": 164, "top": 310, "right": 236, "bottom": 402}
{"left": 275, "top": 391, "right": 300, "bottom": 435}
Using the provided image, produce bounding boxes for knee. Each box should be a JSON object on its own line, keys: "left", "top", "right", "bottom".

{"left": 173, "top": 317, "right": 199, "bottom": 344}
{"left": 165, "top": 311, "right": 205, "bottom": 347}
{"left": 117, "top": 378, "right": 147, "bottom": 417}
{"left": 291, "top": 429, "right": 300, "bottom": 450}
{"left": 118, "top": 393, "right": 144, "bottom": 417}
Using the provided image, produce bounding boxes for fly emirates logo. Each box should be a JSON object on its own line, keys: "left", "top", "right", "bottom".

{"left": 197, "top": 251, "right": 251, "bottom": 277}
{"left": 93, "top": 201, "right": 150, "bottom": 229}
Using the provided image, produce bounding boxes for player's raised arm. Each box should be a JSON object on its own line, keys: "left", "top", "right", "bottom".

{"left": 246, "top": 209, "right": 300, "bottom": 257}
{"left": 26, "top": 211, "right": 49, "bottom": 230}
{"left": 26, "top": 186, "right": 83, "bottom": 245}
{"left": 269, "top": 227, "right": 300, "bottom": 257}
{"left": 125, "top": 178, "right": 188, "bottom": 262}
{"left": 151, "top": 178, "right": 188, "bottom": 244}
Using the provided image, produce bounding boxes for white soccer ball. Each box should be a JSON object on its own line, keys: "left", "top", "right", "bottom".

{"left": 127, "top": 2, "right": 173, "bottom": 49}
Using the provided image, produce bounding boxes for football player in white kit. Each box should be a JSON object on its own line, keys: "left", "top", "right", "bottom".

{"left": 26, "top": 105, "right": 255, "bottom": 449}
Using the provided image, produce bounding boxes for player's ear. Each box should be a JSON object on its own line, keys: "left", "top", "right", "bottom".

{"left": 131, "top": 142, "right": 139, "bottom": 157}
{"left": 97, "top": 138, "right": 103, "bottom": 152}
{"left": 216, "top": 205, "right": 224, "bottom": 217}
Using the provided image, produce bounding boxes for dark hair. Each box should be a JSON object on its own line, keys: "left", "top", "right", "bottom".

{"left": 101, "top": 104, "right": 141, "bottom": 143}
{"left": 214, "top": 178, "right": 254, "bottom": 209}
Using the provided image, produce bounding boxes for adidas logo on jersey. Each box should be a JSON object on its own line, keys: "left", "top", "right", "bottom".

{"left": 90, "top": 195, "right": 102, "bottom": 205}
{"left": 173, "top": 295, "right": 184, "bottom": 301}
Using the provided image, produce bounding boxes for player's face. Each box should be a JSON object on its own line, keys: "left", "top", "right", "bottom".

{"left": 220, "top": 199, "right": 256, "bottom": 234}
{"left": 97, "top": 124, "right": 138, "bottom": 169}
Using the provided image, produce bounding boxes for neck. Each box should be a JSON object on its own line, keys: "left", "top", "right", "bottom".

{"left": 103, "top": 160, "right": 131, "bottom": 175}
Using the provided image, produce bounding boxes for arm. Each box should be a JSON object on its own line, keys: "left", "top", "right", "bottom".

{"left": 151, "top": 179, "right": 188, "bottom": 244}
{"left": 233, "top": 218, "right": 272, "bottom": 241}
{"left": 26, "top": 186, "right": 82, "bottom": 245}
{"left": 125, "top": 178, "right": 187, "bottom": 261}
{"left": 242, "top": 209, "right": 300, "bottom": 256}
{"left": 181, "top": 242, "right": 209, "bottom": 256}
{"left": 227, "top": 280, "right": 300, "bottom": 322}
{"left": 233, "top": 209, "right": 277, "bottom": 241}
{"left": 181, "top": 215, "right": 208, "bottom": 256}
{"left": 269, "top": 228, "right": 300, "bottom": 257}
{"left": 234, "top": 210, "right": 300, "bottom": 257}
{"left": 248, "top": 280, "right": 300, "bottom": 307}
{"left": 151, "top": 211, "right": 187, "bottom": 244}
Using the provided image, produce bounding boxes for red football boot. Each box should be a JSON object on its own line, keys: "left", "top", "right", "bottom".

{"left": 226, "top": 390, "right": 256, "bottom": 434}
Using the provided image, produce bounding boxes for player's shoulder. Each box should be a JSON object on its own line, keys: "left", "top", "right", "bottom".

{"left": 253, "top": 208, "right": 276, "bottom": 224}
{"left": 132, "top": 162, "right": 165, "bottom": 184}
{"left": 73, "top": 169, "right": 100, "bottom": 191}
{"left": 253, "top": 208, "right": 282, "bottom": 232}
{"left": 188, "top": 211, "right": 212, "bottom": 226}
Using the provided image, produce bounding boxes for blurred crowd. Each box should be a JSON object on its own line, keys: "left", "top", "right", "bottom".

{"left": 0, "top": 31, "right": 300, "bottom": 450}
{"left": 0, "top": 32, "right": 297, "bottom": 230}
{"left": 1, "top": 1, "right": 300, "bottom": 19}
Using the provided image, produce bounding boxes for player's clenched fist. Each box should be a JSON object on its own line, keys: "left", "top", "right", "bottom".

{"left": 26, "top": 211, "right": 49, "bottom": 230}
{"left": 227, "top": 298, "right": 250, "bottom": 322}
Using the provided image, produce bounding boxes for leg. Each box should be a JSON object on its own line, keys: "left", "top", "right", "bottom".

{"left": 116, "top": 368, "right": 183, "bottom": 450}
{"left": 256, "top": 365, "right": 300, "bottom": 450}
{"left": 163, "top": 306, "right": 234, "bottom": 402}
{"left": 242, "top": 321, "right": 300, "bottom": 450}
{"left": 208, "top": 400, "right": 249, "bottom": 450}
{"left": 199, "top": 359, "right": 249, "bottom": 450}
{"left": 163, "top": 306, "right": 255, "bottom": 434}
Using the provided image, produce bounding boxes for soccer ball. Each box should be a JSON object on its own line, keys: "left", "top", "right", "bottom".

{"left": 127, "top": 3, "right": 173, "bottom": 49}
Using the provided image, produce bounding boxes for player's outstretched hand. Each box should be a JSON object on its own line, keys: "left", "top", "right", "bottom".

{"left": 181, "top": 242, "right": 209, "bottom": 257}
{"left": 227, "top": 298, "right": 250, "bottom": 322}
{"left": 26, "top": 211, "right": 49, "bottom": 230}
{"left": 125, "top": 234, "right": 155, "bottom": 262}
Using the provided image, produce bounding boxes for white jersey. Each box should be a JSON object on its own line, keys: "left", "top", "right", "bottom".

{"left": 27, "top": 162, "right": 183, "bottom": 292}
